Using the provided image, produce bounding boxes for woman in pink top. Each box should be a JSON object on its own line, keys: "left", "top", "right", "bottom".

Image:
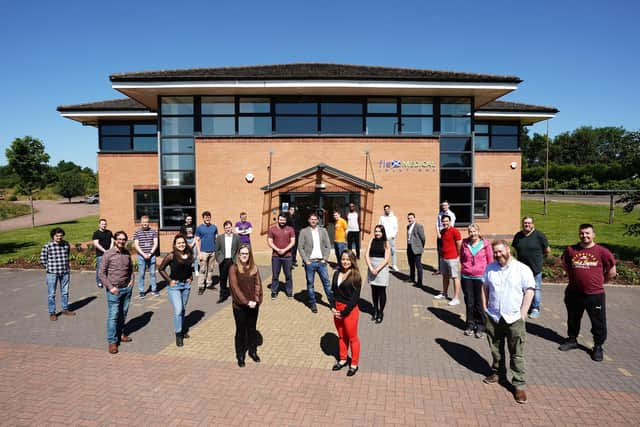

{"left": 459, "top": 223, "right": 493, "bottom": 338}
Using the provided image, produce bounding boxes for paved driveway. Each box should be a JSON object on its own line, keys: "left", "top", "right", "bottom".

{"left": 1, "top": 266, "right": 639, "bottom": 425}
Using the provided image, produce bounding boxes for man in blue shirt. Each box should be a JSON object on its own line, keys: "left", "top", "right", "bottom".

{"left": 195, "top": 211, "right": 218, "bottom": 295}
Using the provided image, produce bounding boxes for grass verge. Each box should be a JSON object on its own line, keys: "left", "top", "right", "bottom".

{"left": 0, "top": 202, "right": 32, "bottom": 220}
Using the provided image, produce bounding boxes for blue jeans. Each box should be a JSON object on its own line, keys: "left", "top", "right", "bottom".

{"left": 167, "top": 282, "right": 191, "bottom": 333}
{"left": 106, "top": 287, "right": 132, "bottom": 344}
{"left": 271, "top": 256, "right": 293, "bottom": 296}
{"left": 334, "top": 242, "right": 346, "bottom": 263}
{"left": 46, "top": 272, "right": 70, "bottom": 314}
{"left": 304, "top": 261, "right": 333, "bottom": 306}
{"left": 530, "top": 272, "right": 542, "bottom": 311}
{"left": 137, "top": 255, "right": 157, "bottom": 294}
{"left": 95, "top": 255, "right": 103, "bottom": 285}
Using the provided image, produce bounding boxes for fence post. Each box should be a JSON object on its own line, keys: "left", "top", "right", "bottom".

{"left": 609, "top": 193, "right": 614, "bottom": 224}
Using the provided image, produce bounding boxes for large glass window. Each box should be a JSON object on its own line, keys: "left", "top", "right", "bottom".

{"left": 99, "top": 122, "right": 157, "bottom": 152}
{"left": 474, "top": 188, "right": 490, "bottom": 218}
{"left": 239, "top": 97, "right": 272, "bottom": 135}
{"left": 401, "top": 97, "right": 433, "bottom": 136}
{"left": 475, "top": 122, "right": 520, "bottom": 150}
{"left": 441, "top": 97, "right": 472, "bottom": 135}
{"left": 440, "top": 136, "right": 473, "bottom": 225}
{"left": 134, "top": 190, "right": 160, "bottom": 222}
{"left": 161, "top": 97, "right": 194, "bottom": 115}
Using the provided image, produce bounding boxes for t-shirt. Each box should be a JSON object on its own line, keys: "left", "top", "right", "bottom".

{"left": 133, "top": 227, "right": 157, "bottom": 254}
{"left": 92, "top": 229, "right": 113, "bottom": 256}
{"left": 334, "top": 218, "right": 348, "bottom": 243}
{"left": 195, "top": 223, "right": 218, "bottom": 252}
{"left": 268, "top": 224, "right": 295, "bottom": 257}
{"left": 512, "top": 229, "right": 549, "bottom": 275}
{"left": 235, "top": 220, "right": 252, "bottom": 245}
{"left": 347, "top": 212, "right": 359, "bottom": 232}
{"left": 441, "top": 227, "right": 462, "bottom": 260}
{"left": 561, "top": 244, "right": 616, "bottom": 295}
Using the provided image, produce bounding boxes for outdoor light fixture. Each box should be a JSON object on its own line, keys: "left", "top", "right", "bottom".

{"left": 245, "top": 173, "right": 255, "bottom": 183}
{"left": 510, "top": 162, "right": 518, "bottom": 170}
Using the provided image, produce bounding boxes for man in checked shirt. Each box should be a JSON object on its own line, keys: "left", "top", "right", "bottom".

{"left": 40, "top": 227, "right": 76, "bottom": 321}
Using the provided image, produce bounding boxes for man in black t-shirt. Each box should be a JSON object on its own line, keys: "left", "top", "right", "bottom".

{"left": 512, "top": 216, "right": 550, "bottom": 319}
{"left": 92, "top": 218, "right": 114, "bottom": 288}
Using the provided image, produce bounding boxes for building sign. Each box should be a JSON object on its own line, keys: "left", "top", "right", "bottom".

{"left": 378, "top": 160, "right": 436, "bottom": 172}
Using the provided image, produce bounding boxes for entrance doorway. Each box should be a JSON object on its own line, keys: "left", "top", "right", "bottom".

{"left": 280, "top": 192, "right": 360, "bottom": 239}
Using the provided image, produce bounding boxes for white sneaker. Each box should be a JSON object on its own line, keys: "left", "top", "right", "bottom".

{"left": 392, "top": 265, "right": 399, "bottom": 272}
{"left": 448, "top": 298, "right": 460, "bottom": 306}
{"left": 434, "top": 293, "right": 447, "bottom": 300}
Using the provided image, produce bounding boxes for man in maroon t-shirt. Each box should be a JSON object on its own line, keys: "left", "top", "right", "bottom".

{"left": 559, "top": 223, "right": 616, "bottom": 362}
{"left": 434, "top": 215, "right": 462, "bottom": 305}
{"left": 267, "top": 214, "right": 296, "bottom": 299}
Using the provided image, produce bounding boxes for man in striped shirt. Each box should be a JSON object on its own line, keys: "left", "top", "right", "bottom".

{"left": 40, "top": 227, "right": 76, "bottom": 320}
{"left": 134, "top": 215, "right": 159, "bottom": 298}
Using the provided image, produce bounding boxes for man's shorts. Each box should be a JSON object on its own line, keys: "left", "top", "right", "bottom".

{"left": 440, "top": 258, "right": 460, "bottom": 278}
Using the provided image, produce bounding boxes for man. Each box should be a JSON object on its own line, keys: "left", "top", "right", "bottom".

{"left": 195, "top": 211, "right": 218, "bottom": 295}
{"left": 234, "top": 212, "right": 253, "bottom": 246}
{"left": 435, "top": 201, "right": 456, "bottom": 275}
{"left": 215, "top": 220, "right": 240, "bottom": 303}
{"left": 346, "top": 203, "right": 361, "bottom": 259}
{"left": 559, "top": 224, "right": 616, "bottom": 362}
{"left": 406, "top": 213, "right": 426, "bottom": 287}
{"left": 434, "top": 215, "right": 462, "bottom": 306}
{"left": 378, "top": 204, "right": 399, "bottom": 271}
{"left": 40, "top": 227, "right": 75, "bottom": 320}
{"left": 512, "top": 216, "right": 550, "bottom": 319}
{"left": 92, "top": 218, "right": 113, "bottom": 289}
{"left": 180, "top": 214, "right": 198, "bottom": 276}
{"left": 134, "top": 215, "right": 159, "bottom": 298}
{"left": 298, "top": 213, "right": 334, "bottom": 313}
{"left": 286, "top": 205, "right": 301, "bottom": 266}
{"left": 333, "top": 211, "right": 348, "bottom": 263}
{"left": 482, "top": 240, "right": 535, "bottom": 404}
{"left": 268, "top": 214, "right": 296, "bottom": 299}
{"left": 99, "top": 231, "right": 135, "bottom": 354}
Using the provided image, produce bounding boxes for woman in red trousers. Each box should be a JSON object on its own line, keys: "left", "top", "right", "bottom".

{"left": 331, "top": 250, "right": 362, "bottom": 377}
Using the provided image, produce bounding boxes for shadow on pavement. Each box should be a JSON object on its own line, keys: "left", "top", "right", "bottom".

{"left": 68, "top": 296, "right": 97, "bottom": 312}
{"left": 427, "top": 307, "right": 466, "bottom": 330}
{"left": 293, "top": 290, "right": 331, "bottom": 308}
{"left": 357, "top": 298, "right": 374, "bottom": 316}
{"left": 435, "top": 338, "right": 492, "bottom": 376}
{"left": 525, "top": 321, "right": 565, "bottom": 344}
{"left": 320, "top": 332, "right": 339, "bottom": 360}
{"left": 125, "top": 311, "right": 153, "bottom": 335}
{"left": 183, "top": 309, "right": 205, "bottom": 334}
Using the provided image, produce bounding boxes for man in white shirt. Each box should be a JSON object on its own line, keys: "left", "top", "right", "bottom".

{"left": 482, "top": 240, "right": 535, "bottom": 405}
{"left": 346, "top": 203, "right": 361, "bottom": 259}
{"left": 378, "top": 204, "right": 399, "bottom": 271}
{"left": 298, "top": 214, "right": 333, "bottom": 313}
{"left": 215, "top": 221, "right": 240, "bottom": 304}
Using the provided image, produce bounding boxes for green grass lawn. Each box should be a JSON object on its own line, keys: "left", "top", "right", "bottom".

{"left": 522, "top": 200, "right": 639, "bottom": 261}
{"left": 0, "top": 215, "right": 99, "bottom": 263}
{"left": 0, "top": 202, "right": 32, "bottom": 220}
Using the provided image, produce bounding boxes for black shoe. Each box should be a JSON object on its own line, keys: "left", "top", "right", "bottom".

{"left": 311, "top": 305, "right": 318, "bottom": 313}
{"left": 332, "top": 361, "right": 348, "bottom": 371}
{"left": 237, "top": 356, "right": 245, "bottom": 367}
{"left": 271, "top": 293, "right": 277, "bottom": 300}
{"left": 559, "top": 339, "right": 578, "bottom": 351}
{"left": 346, "top": 366, "right": 359, "bottom": 377}
{"left": 175, "top": 333, "right": 183, "bottom": 347}
{"left": 591, "top": 345, "right": 604, "bottom": 362}
{"left": 371, "top": 310, "right": 378, "bottom": 321}
{"left": 248, "top": 351, "right": 261, "bottom": 363}
{"left": 197, "top": 288, "right": 205, "bottom": 295}
{"left": 375, "top": 313, "right": 383, "bottom": 324}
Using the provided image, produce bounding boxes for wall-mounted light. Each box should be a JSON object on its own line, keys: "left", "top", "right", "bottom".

{"left": 510, "top": 162, "right": 518, "bottom": 170}
{"left": 245, "top": 173, "right": 255, "bottom": 183}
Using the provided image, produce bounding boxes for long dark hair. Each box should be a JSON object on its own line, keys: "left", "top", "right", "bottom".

{"left": 235, "top": 244, "right": 257, "bottom": 275}
{"left": 373, "top": 224, "right": 388, "bottom": 242}
{"left": 339, "top": 249, "right": 361, "bottom": 290}
{"left": 172, "top": 234, "right": 193, "bottom": 262}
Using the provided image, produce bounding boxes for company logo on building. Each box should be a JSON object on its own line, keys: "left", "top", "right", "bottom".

{"left": 378, "top": 160, "right": 436, "bottom": 172}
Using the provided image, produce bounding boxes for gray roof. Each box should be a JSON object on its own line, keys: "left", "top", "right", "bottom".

{"left": 57, "top": 98, "right": 147, "bottom": 112}
{"left": 478, "top": 100, "right": 559, "bottom": 114}
{"left": 260, "top": 163, "right": 382, "bottom": 191}
{"left": 110, "top": 63, "right": 522, "bottom": 84}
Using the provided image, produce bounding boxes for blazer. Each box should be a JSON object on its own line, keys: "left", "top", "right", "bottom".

{"left": 407, "top": 222, "right": 426, "bottom": 254}
{"left": 215, "top": 233, "right": 240, "bottom": 264}
{"left": 297, "top": 226, "right": 332, "bottom": 263}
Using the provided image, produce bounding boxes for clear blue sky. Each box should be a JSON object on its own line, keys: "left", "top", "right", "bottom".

{"left": 1, "top": 0, "right": 638, "bottom": 170}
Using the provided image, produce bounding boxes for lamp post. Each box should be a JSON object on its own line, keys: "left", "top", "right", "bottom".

{"left": 543, "top": 120, "right": 550, "bottom": 215}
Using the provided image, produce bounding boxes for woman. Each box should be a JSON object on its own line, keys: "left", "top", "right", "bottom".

{"left": 158, "top": 234, "right": 194, "bottom": 347}
{"left": 459, "top": 223, "right": 493, "bottom": 338}
{"left": 331, "top": 250, "right": 362, "bottom": 377}
{"left": 365, "top": 225, "right": 390, "bottom": 324}
{"left": 228, "top": 244, "right": 263, "bottom": 367}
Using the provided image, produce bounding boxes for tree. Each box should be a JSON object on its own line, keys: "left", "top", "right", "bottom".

{"left": 5, "top": 136, "right": 50, "bottom": 227}
{"left": 56, "top": 172, "right": 87, "bottom": 203}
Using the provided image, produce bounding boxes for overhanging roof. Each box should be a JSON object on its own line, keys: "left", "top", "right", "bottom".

{"left": 475, "top": 100, "right": 558, "bottom": 124}
{"left": 110, "top": 63, "right": 521, "bottom": 110}
{"left": 57, "top": 98, "right": 155, "bottom": 126}
{"left": 260, "top": 163, "right": 382, "bottom": 191}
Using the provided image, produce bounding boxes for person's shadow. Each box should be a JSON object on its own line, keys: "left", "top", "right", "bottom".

{"left": 293, "top": 290, "right": 331, "bottom": 308}
{"left": 320, "top": 332, "right": 340, "bottom": 361}
{"left": 124, "top": 311, "right": 153, "bottom": 335}
{"left": 525, "top": 322, "right": 564, "bottom": 344}
{"left": 427, "top": 307, "right": 466, "bottom": 330}
{"left": 67, "top": 296, "right": 97, "bottom": 312}
{"left": 357, "top": 298, "right": 374, "bottom": 317}
{"left": 435, "top": 338, "right": 491, "bottom": 375}
{"left": 183, "top": 310, "right": 205, "bottom": 335}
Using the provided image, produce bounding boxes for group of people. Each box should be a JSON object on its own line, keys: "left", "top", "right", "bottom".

{"left": 40, "top": 202, "right": 617, "bottom": 390}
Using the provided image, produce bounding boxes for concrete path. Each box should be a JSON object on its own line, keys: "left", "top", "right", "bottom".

{"left": 1, "top": 264, "right": 639, "bottom": 426}
{"left": 0, "top": 198, "right": 98, "bottom": 231}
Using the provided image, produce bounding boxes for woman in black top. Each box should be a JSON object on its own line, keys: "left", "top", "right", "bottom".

{"left": 365, "top": 225, "right": 390, "bottom": 323}
{"left": 330, "top": 250, "right": 362, "bottom": 376}
{"left": 159, "top": 234, "right": 194, "bottom": 347}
